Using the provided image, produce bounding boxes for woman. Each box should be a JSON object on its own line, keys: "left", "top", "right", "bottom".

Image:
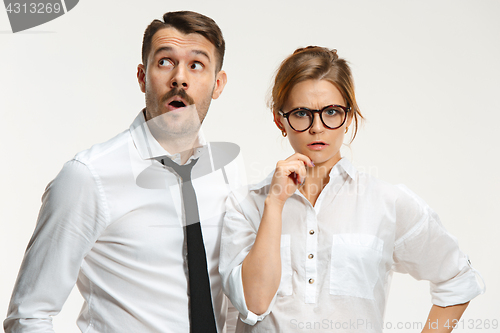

{"left": 219, "top": 46, "right": 483, "bottom": 332}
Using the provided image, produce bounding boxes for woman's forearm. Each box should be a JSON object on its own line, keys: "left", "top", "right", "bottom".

{"left": 421, "top": 302, "right": 469, "bottom": 333}
{"left": 241, "top": 196, "right": 284, "bottom": 315}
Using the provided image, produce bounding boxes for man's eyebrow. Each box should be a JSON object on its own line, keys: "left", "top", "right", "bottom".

{"left": 192, "top": 49, "right": 211, "bottom": 62}
{"left": 153, "top": 46, "right": 173, "bottom": 58}
{"left": 152, "top": 47, "right": 211, "bottom": 63}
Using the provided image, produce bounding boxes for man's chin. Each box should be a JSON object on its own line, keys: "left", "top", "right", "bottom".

{"left": 166, "top": 126, "right": 200, "bottom": 138}
{"left": 150, "top": 120, "right": 200, "bottom": 138}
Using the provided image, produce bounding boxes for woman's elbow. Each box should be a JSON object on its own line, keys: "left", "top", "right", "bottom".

{"left": 247, "top": 297, "right": 273, "bottom": 316}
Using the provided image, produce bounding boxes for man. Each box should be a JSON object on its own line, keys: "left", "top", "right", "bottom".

{"left": 5, "top": 11, "right": 240, "bottom": 333}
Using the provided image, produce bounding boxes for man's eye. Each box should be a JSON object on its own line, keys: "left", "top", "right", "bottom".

{"left": 159, "top": 59, "right": 173, "bottom": 67}
{"left": 191, "top": 62, "right": 203, "bottom": 70}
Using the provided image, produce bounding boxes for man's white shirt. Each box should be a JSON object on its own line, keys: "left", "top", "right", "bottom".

{"left": 5, "top": 111, "right": 242, "bottom": 333}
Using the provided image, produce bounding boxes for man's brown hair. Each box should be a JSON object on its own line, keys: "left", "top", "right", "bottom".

{"left": 141, "top": 11, "right": 225, "bottom": 72}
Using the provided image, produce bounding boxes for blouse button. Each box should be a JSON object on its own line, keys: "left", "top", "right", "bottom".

{"left": 309, "top": 230, "right": 315, "bottom": 235}
{"left": 309, "top": 278, "right": 315, "bottom": 284}
{"left": 308, "top": 254, "right": 314, "bottom": 259}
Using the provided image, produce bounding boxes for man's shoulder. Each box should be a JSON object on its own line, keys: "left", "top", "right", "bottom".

{"left": 72, "top": 128, "right": 132, "bottom": 166}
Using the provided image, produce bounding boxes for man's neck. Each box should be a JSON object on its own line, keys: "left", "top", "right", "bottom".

{"left": 156, "top": 132, "right": 200, "bottom": 165}
{"left": 143, "top": 110, "right": 204, "bottom": 164}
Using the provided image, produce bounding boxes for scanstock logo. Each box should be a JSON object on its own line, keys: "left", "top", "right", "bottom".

{"left": 3, "top": 0, "right": 79, "bottom": 33}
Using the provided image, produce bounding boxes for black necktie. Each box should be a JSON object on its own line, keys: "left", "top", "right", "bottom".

{"left": 160, "top": 157, "right": 218, "bottom": 333}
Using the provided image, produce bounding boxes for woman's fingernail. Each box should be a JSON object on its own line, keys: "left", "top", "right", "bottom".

{"left": 311, "top": 161, "right": 315, "bottom": 167}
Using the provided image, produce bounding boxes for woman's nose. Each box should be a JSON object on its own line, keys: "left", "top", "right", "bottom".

{"left": 309, "top": 113, "right": 324, "bottom": 134}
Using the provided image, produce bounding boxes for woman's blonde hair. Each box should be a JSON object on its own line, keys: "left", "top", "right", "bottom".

{"left": 270, "top": 46, "right": 363, "bottom": 140}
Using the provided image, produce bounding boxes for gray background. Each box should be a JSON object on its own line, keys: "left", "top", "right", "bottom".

{"left": 1, "top": 1, "right": 498, "bottom": 331}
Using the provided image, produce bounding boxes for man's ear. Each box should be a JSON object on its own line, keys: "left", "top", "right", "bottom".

{"left": 137, "top": 64, "right": 146, "bottom": 93}
{"left": 212, "top": 70, "right": 227, "bottom": 100}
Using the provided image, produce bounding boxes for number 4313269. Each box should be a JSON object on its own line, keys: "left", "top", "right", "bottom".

{"left": 445, "top": 319, "right": 498, "bottom": 330}
{"left": 6, "top": 2, "right": 62, "bottom": 14}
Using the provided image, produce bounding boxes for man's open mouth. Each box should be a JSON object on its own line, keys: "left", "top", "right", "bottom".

{"left": 169, "top": 100, "right": 186, "bottom": 108}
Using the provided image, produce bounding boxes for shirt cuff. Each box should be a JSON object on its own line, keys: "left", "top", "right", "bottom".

{"left": 226, "top": 265, "right": 276, "bottom": 326}
{"left": 430, "top": 255, "right": 485, "bottom": 306}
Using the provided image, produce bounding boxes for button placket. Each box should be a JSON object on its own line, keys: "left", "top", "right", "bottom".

{"left": 304, "top": 208, "right": 318, "bottom": 304}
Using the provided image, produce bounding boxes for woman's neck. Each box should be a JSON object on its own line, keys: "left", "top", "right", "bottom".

{"left": 299, "top": 154, "right": 342, "bottom": 206}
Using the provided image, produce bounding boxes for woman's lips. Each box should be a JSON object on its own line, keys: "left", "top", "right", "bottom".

{"left": 307, "top": 141, "right": 329, "bottom": 150}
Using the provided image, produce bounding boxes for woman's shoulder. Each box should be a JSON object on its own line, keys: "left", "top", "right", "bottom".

{"left": 226, "top": 170, "right": 274, "bottom": 212}
{"left": 246, "top": 169, "right": 274, "bottom": 196}
{"left": 344, "top": 161, "right": 406, "bottom": 196}
{"left": 351, "top": 164, "right": 427, "bottom": 210}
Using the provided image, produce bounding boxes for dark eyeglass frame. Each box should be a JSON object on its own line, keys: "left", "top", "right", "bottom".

{"left": 278, "top": 104, "right": 351, "bottom": 132}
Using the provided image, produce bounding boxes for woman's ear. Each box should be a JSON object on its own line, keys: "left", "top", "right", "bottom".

{"left": 273, "top": 112, "right": 285, "bottom": 131}
{"left": 346, "top": 111, "right": 354, "bottom": 128}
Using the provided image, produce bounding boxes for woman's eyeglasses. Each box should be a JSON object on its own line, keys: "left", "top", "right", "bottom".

{"left": 279, "top": 105, "right": 350, "bottom": 132}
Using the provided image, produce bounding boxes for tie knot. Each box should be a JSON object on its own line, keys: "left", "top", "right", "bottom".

{"left": 161, "top": 157, "right": 198, "bottom": 181}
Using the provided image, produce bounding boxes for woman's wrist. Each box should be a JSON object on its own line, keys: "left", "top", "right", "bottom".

{"left": 265, "top": 194, "right": 287, "bottom": 210}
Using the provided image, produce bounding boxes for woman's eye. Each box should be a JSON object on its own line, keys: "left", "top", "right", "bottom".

{"left": 191, "top": 62, "right": 203, "bottom": 70}
{"left": 292, "top": 110, "right": 309, "bottom": 118}
{"left": 323, "top": 108, "right": 342, "bottom": 117}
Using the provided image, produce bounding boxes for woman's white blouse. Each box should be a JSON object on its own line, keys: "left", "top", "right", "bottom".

{"left": 219, "top": 158, "right": 483, "bottom": 333}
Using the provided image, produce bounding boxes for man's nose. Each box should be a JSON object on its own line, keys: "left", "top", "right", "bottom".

{"left": 309, "top": 112, "right": 324, "bottom": 134}
{"left": 170, "top": 66, "right": 188, "bottom": 89}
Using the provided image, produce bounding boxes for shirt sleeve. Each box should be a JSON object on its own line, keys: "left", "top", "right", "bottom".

{"left": 392, "top": 185, "right": 484, "bottom": 307}
{"left": 219, "top": 188, "right": 276, "bottom": 326}
{"left": 4, "top": 159, "right": 108, "bottom": 333}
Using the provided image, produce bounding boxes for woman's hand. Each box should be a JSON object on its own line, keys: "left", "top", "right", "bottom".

{"left": 268, "top": 153, "right": 314, "bottom": 206}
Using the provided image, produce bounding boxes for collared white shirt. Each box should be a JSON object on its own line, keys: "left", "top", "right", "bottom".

{"left": 220, "top": 158, "right": 484, "bottom": 333}
{"left": 5, "top": 111, "right": 242, "bottom": 333}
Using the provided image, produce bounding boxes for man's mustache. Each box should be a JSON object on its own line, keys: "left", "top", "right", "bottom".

{"left": 160, "top": 88, "right": 195, "bottom": 106}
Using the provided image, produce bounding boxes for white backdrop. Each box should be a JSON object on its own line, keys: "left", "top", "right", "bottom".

{"left": 1, "top": 1, "right": 499, "bottom": 332}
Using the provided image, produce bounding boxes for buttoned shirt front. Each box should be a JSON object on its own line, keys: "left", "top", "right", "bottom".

{"left": 220, "top": 158, "right": 484, "bottom": 333}
{"left": 5, "top": 111, "right": 242, "bottom": 333}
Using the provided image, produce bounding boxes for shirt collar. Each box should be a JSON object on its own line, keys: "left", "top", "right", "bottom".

{"left": 249, "top": 157, "right": 357, "bottom": 191}
{"left": 330, "top": 157, "right": 357, "bottom": 180}
{"left": 129, "top": 110, "right": 207, "bottom": 165}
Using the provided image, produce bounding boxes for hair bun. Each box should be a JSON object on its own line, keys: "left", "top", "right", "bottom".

{"left": 292, "top": 46, "right": 339, "bottom": 61}
{"left": 292, "top": 45, "right": 321, "bottom": 54}
{"left": 330, "top": 48, "right": 338, "bottom": 61}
